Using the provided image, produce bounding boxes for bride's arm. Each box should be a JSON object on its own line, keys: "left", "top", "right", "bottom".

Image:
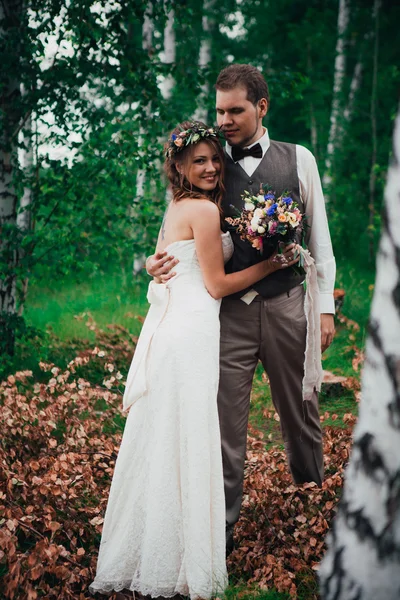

{"left": 191, "top": 201, "right": 297, "bottom": 300}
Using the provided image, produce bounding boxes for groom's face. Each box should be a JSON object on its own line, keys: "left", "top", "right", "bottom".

{"left": 216, "top": 86, "right": 267, "bottom": 148}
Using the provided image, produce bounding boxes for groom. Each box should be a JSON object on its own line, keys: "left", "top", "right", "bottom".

{"left": 147, "top": 64, "right": 336, "bottom": 553}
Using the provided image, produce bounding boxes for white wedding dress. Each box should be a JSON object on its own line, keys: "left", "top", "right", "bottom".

{"left": 89, "top": 232, "right": 233, "bottom": 599}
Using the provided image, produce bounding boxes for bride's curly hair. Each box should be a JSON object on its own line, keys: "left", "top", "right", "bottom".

{"left": 163, "top": 120, "right": 225, "bottom": 215}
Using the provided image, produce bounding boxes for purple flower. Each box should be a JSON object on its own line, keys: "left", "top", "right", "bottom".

{"left": 267, "top": 203, "right": 278, "bottom": 216}
{"left": 282, "top": 196, "right": 293, "bottom": 205}
{"left": 171, "top": 134, "right": 177, "bottom": 141}
{"left": 264, "top": 193, "right": 275, "bottom": 200}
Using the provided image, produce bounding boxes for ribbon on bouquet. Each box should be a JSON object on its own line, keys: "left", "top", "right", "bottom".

{"left": 297, "top": 246, "right": 323, "bottom": 400}
{"left": 122, "top": 281, "right": 170, "bottom": 411}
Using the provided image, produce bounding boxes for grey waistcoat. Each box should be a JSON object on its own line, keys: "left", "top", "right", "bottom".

{"left": 222, "top": 140, "right": 305, "bottom": 299}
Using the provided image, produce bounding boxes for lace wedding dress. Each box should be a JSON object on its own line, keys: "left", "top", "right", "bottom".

{"left": 89, "top": 232, "right": 234, "bottom": 599}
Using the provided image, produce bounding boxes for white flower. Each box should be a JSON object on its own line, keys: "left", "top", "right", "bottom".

{"left": 257, "top": 226, "right": 266, "bottom": 234}
{"left": 245, "top": 202, "right": 255, "bottom": 211}
{"left": 254, "top": 208, "right": 264, "bottom": 217}
{"left": 251, "top": 217, "right": 260, "bottom": 230}
{"left": 257, "top": 194, "right": 265, "bottom": 203}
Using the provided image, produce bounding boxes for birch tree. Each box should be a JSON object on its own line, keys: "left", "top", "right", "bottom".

{"left": 323, "top": 0, "right": 350, "bottom": 194}
{"left": 134, "top": 4, "right": 153, "bottom": 206}
{"left": 16, "top": 86, "right": 34, "bottom": 316}
{"left": 194, "top": 0, "right": 215, "bottom": 123}
{"left": 0, "top": 0, "right": 23, "bottom": 355}
{"left": 132, "top": 3, "right": 154, "bottom": 275}
{"left": 159, "top": 2, "right": 175, "bottom": 209}
{"left": 159, "top": 2, "right": 175, "bottom": 102}
{"left": 367, "top": 0, "right": 381, "bottom": 260}
{"left": 319, "top": 104, "right": 400, "bottom": 599}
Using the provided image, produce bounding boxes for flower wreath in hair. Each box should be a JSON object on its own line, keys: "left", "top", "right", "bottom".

{"left": 165, "top": 123, "right": 222, "bottom": 159}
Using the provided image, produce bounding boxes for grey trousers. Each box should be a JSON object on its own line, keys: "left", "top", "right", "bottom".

{"left": 217, "top": 285, "right": 324, "bottom": 528}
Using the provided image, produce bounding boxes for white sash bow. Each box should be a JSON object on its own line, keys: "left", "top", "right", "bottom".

{"left": 123, "top": 281, "right": 170, "bottom": 411}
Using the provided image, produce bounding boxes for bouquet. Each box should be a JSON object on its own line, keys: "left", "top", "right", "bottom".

{"left": 226, "top": 186, "right": 304, "bottom": 255}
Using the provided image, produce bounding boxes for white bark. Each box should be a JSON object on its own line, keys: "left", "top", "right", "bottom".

{"left": 368, "top": 0, "right": 381, "bottom": 259}
{"left": 133, "top": 4, "right": 154, "bottom": 275}
{"left": 133, "top": 4, "right": 176, "bottom": 275}
{"left": 323, "top": 0, "right": 350, "bottom": 193}
{"left": 0, "top": 152, "right": 17, "bottom": 318}
{"left": 142, "top": 7, "right": 153, "bottom": 51}
{"left": 135, "top": 4, "right": 153, "bottom": 206}
{"left": 319, "top": 105, "right": 400, "bottom": 599}
{"left": 16, "top": 86, "right": 34, "bottom": 316}
{"left": 343, "top": 60, "right": 362, "bottom": 124}
{"left": 0, "top": 0, "right": 21, "bottom": 330}
{"left": 159, "top": 5, "right": 175, "bottom": 101}
{"left": 17, "top": 87, "right": 33, "bottom": 234}
{"left": 194, "top": 0, "right": 215, "bottom": 123}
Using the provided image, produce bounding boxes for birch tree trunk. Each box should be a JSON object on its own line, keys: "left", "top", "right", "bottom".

{"left": 368, "top": 0, "right": 381, "bottom": 261}
{"left": 0, "top": 0, "right": 23, "bottom": 355}
{"left": 322, "top": 0, "right": 350, "bottom": 195}
{"left": 319, "top": 104, "right": 400, "bottom": 599}
{"left": 194, "top": 0, "right": 215, "bottom": 123}
{"left": 159, "top": 4, "right": 175, "bottom": 102}
{"left": 16, "top": 90, "right": 34, "bottom": 316}
{"left": 343, "top": 59, "right": 362, "bottom": 124}
{"left": 159, "top": 4, "right": 175, "bottom": 209}
{"left": 134, "top": 5, "right": 153, "bottom": 204}
{"left": 132, "top": 5, "right": 154, "bottom": 275}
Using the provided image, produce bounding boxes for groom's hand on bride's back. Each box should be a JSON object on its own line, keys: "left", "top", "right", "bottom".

{"left": 146, "top": 252, "right": 179, "bottom": 283}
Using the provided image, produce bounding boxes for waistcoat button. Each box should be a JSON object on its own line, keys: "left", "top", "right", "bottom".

{"left": 248, "top": 180, "right": 253, "bottom": 184}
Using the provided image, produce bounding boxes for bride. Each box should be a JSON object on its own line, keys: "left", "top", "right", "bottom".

{"left": 89, "top": 121, "right": 298, "bottom": 599}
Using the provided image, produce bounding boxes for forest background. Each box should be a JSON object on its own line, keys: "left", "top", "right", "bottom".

{"left": 0, "top": 0, "right": 400, "bottom": 599}
{"left": 1, "top": 0, "right": 399, "bottom": 362}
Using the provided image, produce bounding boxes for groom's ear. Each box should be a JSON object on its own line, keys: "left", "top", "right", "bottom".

{"left": 258, "top": 98, "right": 268, "bottom": 118}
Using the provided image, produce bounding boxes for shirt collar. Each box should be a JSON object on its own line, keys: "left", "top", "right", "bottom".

{"left": 225, "top": 127, "right": 270, "bottom": 160}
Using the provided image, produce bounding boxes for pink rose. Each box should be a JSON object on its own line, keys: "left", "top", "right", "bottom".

{"left": 252, "top": 237, "right": 263, "bottom": 251}
{"left": 269, "top": 221, "right": 278, "bottom": 234}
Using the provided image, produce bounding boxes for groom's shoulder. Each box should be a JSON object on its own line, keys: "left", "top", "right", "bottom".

{"left": 270, "top": 138, "right": 296, "bottom": 148}
{"left": 269, "top": 139, "right": 297, "bottom": 157}
{"left": 295, "top": 144, "right": 318, "bottom": 166}
{"left": 271, "top": 139, "right": 316, "bottom": 163}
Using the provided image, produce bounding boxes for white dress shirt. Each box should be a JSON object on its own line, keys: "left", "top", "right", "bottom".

{"left": 225, "top": 128, "right": 336, "bottom": 314}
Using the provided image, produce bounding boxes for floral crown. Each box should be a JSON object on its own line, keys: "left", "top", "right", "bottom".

{"left": 165, "top": 123, "right": 221, "bottom": 159}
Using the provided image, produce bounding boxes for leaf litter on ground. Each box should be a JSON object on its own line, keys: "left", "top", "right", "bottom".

{"left": 0, "top": 312, "right": 361, "bottom": 599}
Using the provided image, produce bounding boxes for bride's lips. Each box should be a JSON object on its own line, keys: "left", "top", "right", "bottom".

{"left": 202, "top": 175, "right": 217, "bottom": 181}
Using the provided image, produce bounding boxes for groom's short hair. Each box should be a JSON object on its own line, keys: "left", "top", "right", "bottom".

{"left": 215, "top": 64, "right": 270, "bottom": 106}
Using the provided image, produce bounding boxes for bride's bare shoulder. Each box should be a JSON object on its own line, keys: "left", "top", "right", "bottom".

{"left": 180, "top": 198, "right": 220, "bottom": 217}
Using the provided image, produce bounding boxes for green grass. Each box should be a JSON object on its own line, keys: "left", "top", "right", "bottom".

{"left": 223, "top": 586, "right": 290, "bottom": 600}
{"left": 23, "top": 257, "right": 374, "bottom": 352}
{"left": 24, "top": 270, "right": 150, "bottom": 341}
{"left": 322, "top": 257, "right": 374, "bottom": 376}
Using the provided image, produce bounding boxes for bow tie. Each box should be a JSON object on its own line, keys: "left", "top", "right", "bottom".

{"left": 231, "top": 143, "right": 263, "bottom": 163}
